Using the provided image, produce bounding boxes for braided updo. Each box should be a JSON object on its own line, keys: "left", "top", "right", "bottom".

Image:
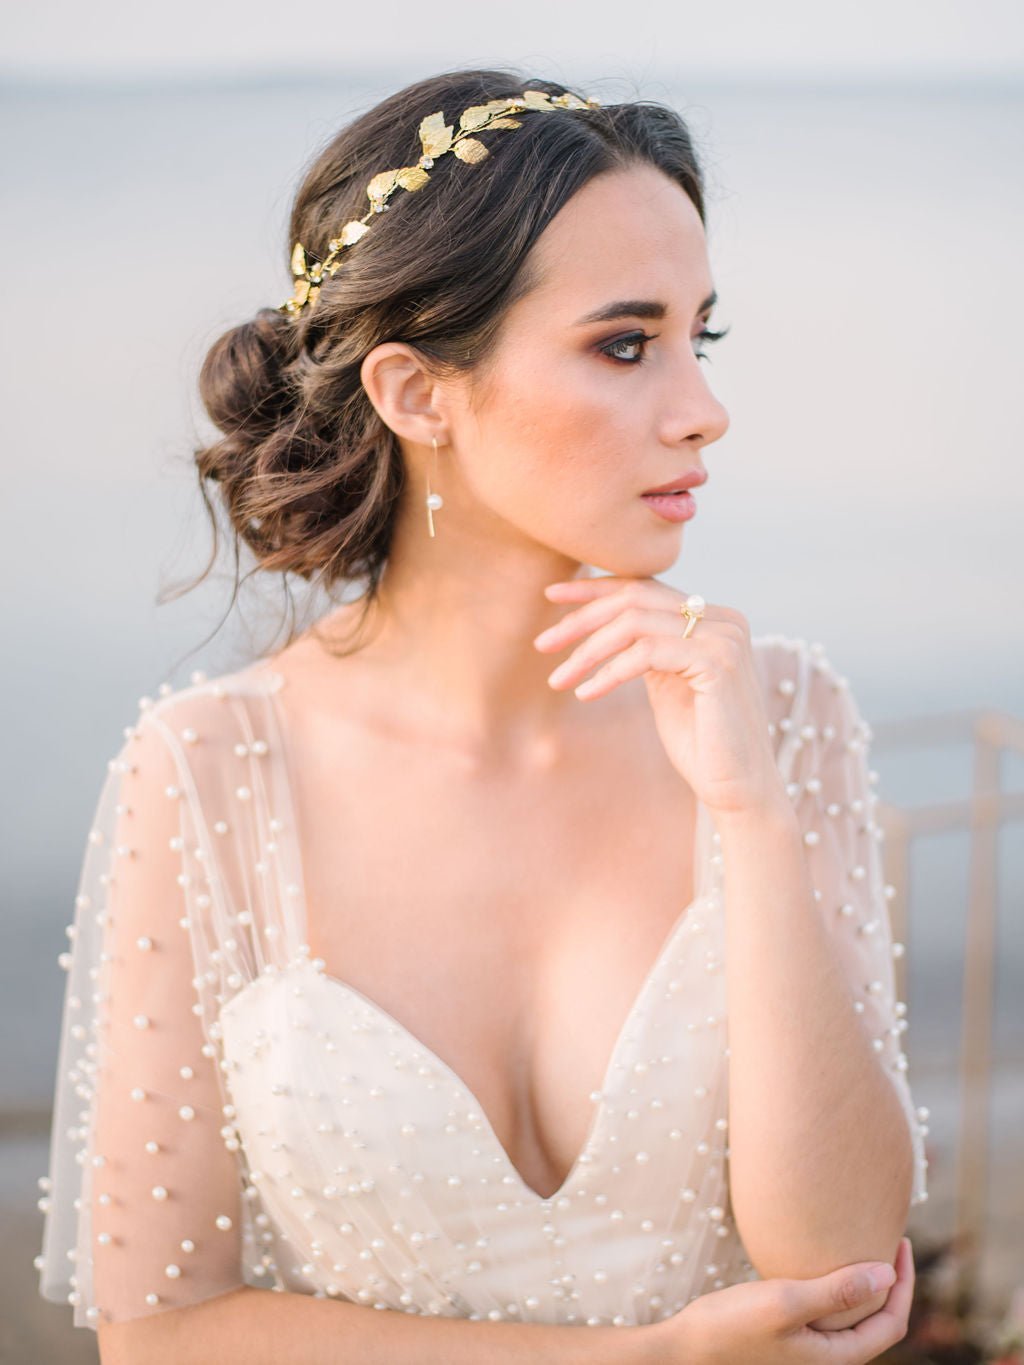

{"left": 175, "top": 65, "right": 708, "bottom": 659}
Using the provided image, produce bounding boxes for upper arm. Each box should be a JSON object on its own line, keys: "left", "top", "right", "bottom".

{"left": 38, "top": 705, "right": 250, "bottom": 1333}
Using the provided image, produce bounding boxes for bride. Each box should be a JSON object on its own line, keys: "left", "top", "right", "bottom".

{"left": 37, "top": 66, "right": 924, "bottom": 1364}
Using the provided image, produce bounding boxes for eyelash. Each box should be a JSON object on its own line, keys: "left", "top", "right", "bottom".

{"left": 600, "top": 325, "right": 730, "bottom": 366}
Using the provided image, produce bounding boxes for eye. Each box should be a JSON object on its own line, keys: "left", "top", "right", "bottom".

{"left": 693, "top": 324, "right": 730, "bottom": 362}
{"left": 599, "top": 323, "right": 732, "bottom": 367}
{"left": 599, "top": 331, "right": 656, "bottom": 365}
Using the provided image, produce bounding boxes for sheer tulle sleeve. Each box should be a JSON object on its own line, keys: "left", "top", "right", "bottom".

{"left": 754, "top": 635, "right": 930, "bottom": 1211}
{"left": 36, "top": 700, "right": 251, "bottom": 1329}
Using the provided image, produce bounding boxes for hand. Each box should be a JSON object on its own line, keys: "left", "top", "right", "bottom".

{"left": 534, "top": 575, "right": 787, "bottom": 818}
{"left": 634, "top": 1238, "right": 915, "bottom": 1364}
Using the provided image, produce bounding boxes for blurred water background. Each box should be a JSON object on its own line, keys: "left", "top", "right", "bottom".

{"left": 1, "top": 63, "right": 1021, "bottom": 1360}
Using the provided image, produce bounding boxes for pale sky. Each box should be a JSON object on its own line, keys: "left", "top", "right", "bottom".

{"left": 4, "top": 0, "right": 1023, "bottom": 83}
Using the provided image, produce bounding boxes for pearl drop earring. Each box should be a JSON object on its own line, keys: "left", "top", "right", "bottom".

{"left": 425, "top": 434, "right": 444, "bottom": 537}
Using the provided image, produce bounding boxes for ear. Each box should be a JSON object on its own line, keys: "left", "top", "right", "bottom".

{"left": 360, "top": 341, "right": 448, "bottom": 446}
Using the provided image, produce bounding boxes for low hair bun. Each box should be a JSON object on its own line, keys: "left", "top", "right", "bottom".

{"left": 198, "top": 307, "right": 301, "bottom": 449}
{"left": 192, "top": 300, "right": 395, "bottom": 596}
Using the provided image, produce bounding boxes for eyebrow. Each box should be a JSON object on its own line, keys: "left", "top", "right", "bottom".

{"left": 573, "top": 290, "right": 718, "bottom": 326}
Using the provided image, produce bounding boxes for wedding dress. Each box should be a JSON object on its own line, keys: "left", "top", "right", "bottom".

{"left": 35, "top": 633, "right": 929, "bottom": 1332}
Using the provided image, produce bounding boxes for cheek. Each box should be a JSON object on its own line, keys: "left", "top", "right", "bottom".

{"left": 484, "top": 352, "right": 631, "bottom": 489}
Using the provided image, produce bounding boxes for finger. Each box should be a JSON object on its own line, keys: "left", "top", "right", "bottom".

{"left": 779, "top": 1258, "right": 894, "bottom": 1329}
{"left": 536, "top": 586, "right": 707, "bottom": 656}
{"left": 543, "top": 605, "right": 691, "bottom": 689}
{"left": 844, "top": 1238, "right": 914, "bottom": 1346}
{"left": 809, "top": 1239, "right": 915, "bottom": 1363}
{"left": 543, "top": 604, "right": 696, "bottom": 688}
{"left": 534, "top": 596, "right": 631, "bottom": 654}
{"left": 569, "top": 626, "right": 712, "bottom": 698}
{"left": 570, "top": 619, "right": 744, "bottom": 698}
{"left": 543, "top": 577, "right": 751, "bottom": 649}
{"left": 542, "top": 576, "right": 693, "bottom": 611}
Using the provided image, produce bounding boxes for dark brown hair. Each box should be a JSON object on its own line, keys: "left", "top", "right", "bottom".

{"left": 165, "top": 65, "right": 710, "bottom": 661}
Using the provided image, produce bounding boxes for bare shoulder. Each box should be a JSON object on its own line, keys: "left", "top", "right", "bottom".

{"left": 260, "top": 604, "right": 374, "bottom": 694}
{"left": 258, "top": 605, "right": 429, "bottom": 753}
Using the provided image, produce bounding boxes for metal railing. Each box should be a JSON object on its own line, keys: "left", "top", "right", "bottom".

{"left": 872, "top": 705, "right": 1024, "bottom": 1303}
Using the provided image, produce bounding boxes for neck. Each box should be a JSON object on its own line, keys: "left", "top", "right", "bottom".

{"left": 319, "top": 521, "right": 606, "bottom": 758}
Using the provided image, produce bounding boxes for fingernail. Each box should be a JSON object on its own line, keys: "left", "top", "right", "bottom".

{"left": 867, "top": 1263, "right": 897, "bottom": 1293}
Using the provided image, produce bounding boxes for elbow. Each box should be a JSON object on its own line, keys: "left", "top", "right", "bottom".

{"left": 98, "top": 1288, "right": 256, "bottom": 1365}
{"left": 98, "top": 1316, "right": 181, "bottom": 1365}
{"left": 875, "top": 1105, "right": 918, "bottom": 1246}
{"left": 737, "top": 1131, "right": 915, "bottom": 1284}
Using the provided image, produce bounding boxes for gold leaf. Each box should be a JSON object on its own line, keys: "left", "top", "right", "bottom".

{"left": 418, "top": 111, "right": 454, "bottom": 158}
{"left": 452, "top": 138, "right": 489, "bottom": 164}
{"left": 293, "top": 279, "right": 311, "bottom": 305}
{"left": 459, "top": 104, "right": 499, "bottom": 131}
{"left": 290, "top": 242, "right": 308, "bottom": 277}
{"left": 521, "top": 90, "right": 554, "bottom": 109}
{"left": 484, "top": 117, "right": 522, "bottom": 129}
{"left": 551, "top": 91, "right": 589, "bottom": 110}
{"left": 396, "top": 165, "right": 431, "bottom": 191}
{"left": 337, "top": 219, "right": 369, "bottom": 247}
{"left": 367, "top": 169, "right": 401, "bottom": 202}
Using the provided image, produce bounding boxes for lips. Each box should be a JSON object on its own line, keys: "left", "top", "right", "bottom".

{"left": 641, "top": 469, "right": 708, "bottom": 496}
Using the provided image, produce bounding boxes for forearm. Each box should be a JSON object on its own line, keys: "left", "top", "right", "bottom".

{"left": 108, "top": 1285, "right": 660, "bottom": 1365}
{"left": 715, "top": 800, "right": 914, "bottom": 1283}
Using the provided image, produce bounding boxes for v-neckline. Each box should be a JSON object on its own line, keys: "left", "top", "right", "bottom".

{"left": 247, "top": 661, "right": 709, "bottom": 1206}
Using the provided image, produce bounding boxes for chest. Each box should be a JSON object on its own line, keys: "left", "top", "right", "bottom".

{"left": 280, "top": 694, "right": 699, "bottom": 1202}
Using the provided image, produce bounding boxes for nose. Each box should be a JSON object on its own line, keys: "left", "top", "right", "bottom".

{"left": 701, "top": 387, "right": 730, "bottom": 446}
{"left": 663, "top": 360, "right": 730, "bottom": 449}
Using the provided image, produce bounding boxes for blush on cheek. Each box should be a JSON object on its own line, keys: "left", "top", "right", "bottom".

{"left": 477, "top": 353, "right": 630, "bottom": 497}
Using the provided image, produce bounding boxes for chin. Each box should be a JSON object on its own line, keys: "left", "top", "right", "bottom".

{"left": 585, "top": 541, "right": 684, "bottom": 581}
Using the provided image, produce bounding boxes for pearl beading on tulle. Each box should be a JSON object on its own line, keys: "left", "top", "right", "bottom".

{"left": 35, "top": 644, "right": 929, "bottom": 1329}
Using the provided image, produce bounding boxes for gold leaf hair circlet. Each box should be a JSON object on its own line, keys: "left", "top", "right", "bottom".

{"left": 278, "top": 88, "right": 602, "bottom": 319}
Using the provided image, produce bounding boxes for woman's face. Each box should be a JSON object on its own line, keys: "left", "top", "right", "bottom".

{"left": 441, "top": 160, "right": 731, "bottom": 578}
